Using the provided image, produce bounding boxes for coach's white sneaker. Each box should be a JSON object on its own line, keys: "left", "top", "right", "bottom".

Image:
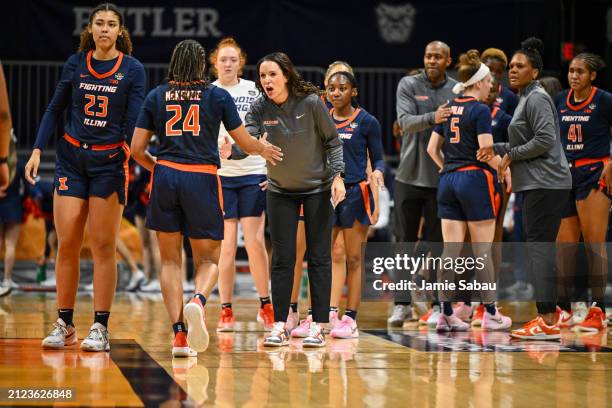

{"left": 80, "top": 323, "right": 110, "bottom": 352}
{"left": 42, "top": 318, "right": 78, "bottom": 349}
{"left": 387, "top": 304, "right": 411, "bottom": 327}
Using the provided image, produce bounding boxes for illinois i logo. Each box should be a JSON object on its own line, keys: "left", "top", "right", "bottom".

{"left": 376, "top": 3, "right": 416, "bottom": 44}
{"left": 58, "top": 177, "right": 69, "bottom": 191}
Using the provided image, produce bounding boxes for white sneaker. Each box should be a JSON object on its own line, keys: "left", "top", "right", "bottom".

{"left": 140, "top": 279, "right": 161, "bottom": 293}
{"left": 0, "top": 286, "right": 10, "bottom": 297}
{"left": 436, "top": 314, "right": 470, "bottom": 332}
{"left": 303, "top": 322, "right": 326, "bottom": 348}
{"left": 126, "top": 270, "right": 146, "bottom": 292}
{"left": 183, "top": 298, "right": 209, "bottom": 352}
{"left": 2, "top": 279, "right": 19, "bottom": 289}
{"left": 80, "top": 323, "right": 110, "bottom": 352}
{"left": 387, "top": 304, "right": 411, "bottom": 327}
{"left": 427, "top": 305, "right": 442, "bottom": 328}
{"left": 42, "top": 318, "right": 78, "bottom": 349}
{"left": 572, "top": 302, "right": 588, "bottom": 325}
{"left": 83, "top": 282, "right": 94, "bottom": 292}
{"left": 264, "top": 322, "right": 290, "bottom": 347}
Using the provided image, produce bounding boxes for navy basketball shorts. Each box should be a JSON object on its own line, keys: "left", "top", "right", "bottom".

{"left": 333, "top": 181, "right": 375, "bottom": 228}
{"left": 0, "top": 197, "right": 23, "bottom": 224}
{"left": 54, "top": 134, "right": 130, "bottom": 205}
{"left": 219, "top": 174, "right": 266, "bottom": 220}
{"left": 562, "top": 157, "right": 611, "bottom": 218}
{"left": 437, "top": 166, "right": 500, "bottom": 221}
{"left": 146, "top": 160, "right": 224, "bottom": 240}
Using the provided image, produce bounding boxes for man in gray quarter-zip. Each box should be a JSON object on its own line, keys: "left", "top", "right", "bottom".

{"left": 388, "top": 41, "right": 457, "bottom": 327}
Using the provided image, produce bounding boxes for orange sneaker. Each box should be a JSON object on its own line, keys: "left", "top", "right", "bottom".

{"left": 556, "top": 306, "right": 573, "bottom": 328}
{"left": 257, "top": 303, "right": 275, "bottom": 331}
{"left": 471, "top": 304, "right": 485, "bottom": 327}
{"left": 573, "top": 306, "right": 607, "bottom": 333}
{"left": 217, "top": 307, "right": 235, "bottom": 332}
{"left": 418, "top": 309, "right": 432, "bottom": 326}
{"left": 172, "top": 331, "right": 197, "bottom": 358}
{"left": 510, "top": 317, "right": 560, "bottom": 340}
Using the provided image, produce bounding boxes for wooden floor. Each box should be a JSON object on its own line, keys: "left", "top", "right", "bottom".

{"left": 0, "top": 293, "right": 610, "bottom": 407}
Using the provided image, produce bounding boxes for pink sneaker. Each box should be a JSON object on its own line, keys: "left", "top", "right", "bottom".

{"left": 286, "top": 311, "right": 299, "bottom": 333}
{"left": 291, "top": 315, "right": 312, "bottom": 338}
{"left": 437, "top": 314, "right": 470, "bottom": 332}
{"left": 330, "top": 315, "right": 359, "bottom": 339}
{"left": 453, "top": 302, "right": 473, "bottom": 323}
{"left": 482, "top": 310, "right": 512, "bottom": 331}
{"left": 324, "top": 310, "right": 339, "bottom": 334}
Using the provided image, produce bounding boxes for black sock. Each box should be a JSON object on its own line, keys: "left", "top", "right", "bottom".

{"left": 329, "top": 306, "right": 339, "bottom": 313}
{"left": 395, "top": 302, "right": 411, "bottom": 306}
{"left": 259, "top": 296, "right": 271, "bottom": 308}
{"left": 432, "top": 301, "right": 440, "bottom": 307}
{"left": 221, "top": 303, "right": 232, "bottom": 309}
{"left": 58, "top": 309, "right": 74, "bottom": 327}
{"left": 172, "top": 321, "right": 186, "bottom": 335}
{"left": 94, "top": 311, "right": 110, "bottom": 328}
{"left": 484, "top": 303, "right": 497, "bottom": 316}
{"left": 443, "top": 302, "right": 454, "bottom": 316}
{"left": 194, "top": 293, "right": 207, "bottom": 306}
{"left": 307, "top": 308, "right": 312, "bottom": 316}
{"left": 345, "top": 309, "right": 358, "bottom": 320}
{"left": 290, "top": 303, "right": 298, "bottom": 313}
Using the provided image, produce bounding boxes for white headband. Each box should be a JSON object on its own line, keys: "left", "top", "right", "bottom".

{"left": 452, "top": 63, "right": 490, "bottom": 94}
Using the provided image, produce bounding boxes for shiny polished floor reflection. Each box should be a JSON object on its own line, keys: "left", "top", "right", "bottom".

{"left": 0, "top": 293, "right": 610, "bottom": 407}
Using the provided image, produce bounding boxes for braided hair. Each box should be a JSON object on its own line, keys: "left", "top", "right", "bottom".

{"left": 572, "top": 53, "right": 606, "bottom": 74}
{"left": 514, "top": 37, "right": 544, "bottom": 76}
{"left": 78, "top": 3, "right": 133, "bottom": 55}
{"left": 167, "top": 39, "right": 209, "bottom": 90}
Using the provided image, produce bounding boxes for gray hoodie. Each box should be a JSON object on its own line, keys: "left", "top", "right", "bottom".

{"left": 494, "top": 81, "right": 571, "bottom": 192}
{"left": 241, "top": 93, "right": 344, "bottom": 195}
{"left": 395, "top": 72, "right": 457, "bottom": 187}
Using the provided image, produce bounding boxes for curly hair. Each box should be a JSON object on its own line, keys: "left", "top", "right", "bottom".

{"left": 457, "top": 49, "right": 482, "bottom": 83}
{"left": 256, "top": 52, "right": 319, "bottom": 98}
{"left": 208, "top": 37, "right": 247, "bottom": 78}
{"left": 78, "top": 3, "right": 132, "bottom": 55}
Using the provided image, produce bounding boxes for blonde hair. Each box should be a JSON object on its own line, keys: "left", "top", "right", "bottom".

{"left": 481, "top": 48, "right": 508, "bottom": 67}
{"left": 208, "top": 37, "right": 247, "bottom": 78}
{"left": 324, "top": 60, "right": 353, "bottom": 85}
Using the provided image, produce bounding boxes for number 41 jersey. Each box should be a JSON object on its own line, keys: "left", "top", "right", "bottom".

{"left": 556, "top": 87, "right": 612, "bottom": 162}
{"left": 136, "top": 83, "right": 242, "bottom": 166}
